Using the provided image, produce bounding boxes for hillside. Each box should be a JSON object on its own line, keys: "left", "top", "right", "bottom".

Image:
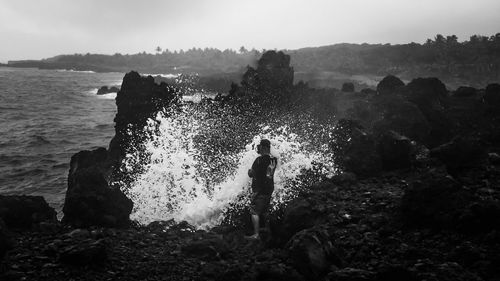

{"left": 5, "top": 33, "right": 500, "bottom": 89}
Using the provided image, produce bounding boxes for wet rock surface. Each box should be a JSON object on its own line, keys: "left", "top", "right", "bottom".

{"left": 2, "top": 164, "right": 499, "bottom": 280}
{"left": 0, "top": 195, "right": 57, "bottom": 229}
{"left": 62, "top": 148, "right": 133, "bottom": 228}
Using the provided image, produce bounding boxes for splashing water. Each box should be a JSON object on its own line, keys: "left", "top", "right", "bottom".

{"left": 119, "top": 103, "right": 335, "bottom": 229}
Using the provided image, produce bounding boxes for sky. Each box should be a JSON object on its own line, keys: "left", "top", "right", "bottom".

{"left": 1, "top": 0, "right": 499, "bottom": 62}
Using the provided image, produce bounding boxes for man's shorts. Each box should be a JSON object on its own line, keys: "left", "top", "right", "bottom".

{"left": 249, "top": 193, "right": 272, "bottom": 216}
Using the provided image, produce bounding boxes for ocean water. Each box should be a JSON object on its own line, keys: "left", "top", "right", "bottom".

{"left": 0, "top": 67, "right": 124, "bottom": 212}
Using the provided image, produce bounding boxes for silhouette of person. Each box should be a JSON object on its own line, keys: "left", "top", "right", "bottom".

{"left": 246, "top": 139, "right": 277, "bottom": 240}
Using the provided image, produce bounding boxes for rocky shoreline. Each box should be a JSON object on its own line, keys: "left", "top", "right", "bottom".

{"left": 1, "top": 51, "right": 500, "bottom": 280}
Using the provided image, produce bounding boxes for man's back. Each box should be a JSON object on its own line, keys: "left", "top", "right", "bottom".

{"left": 251, "top": 155, "right": 277, "bottom": 195}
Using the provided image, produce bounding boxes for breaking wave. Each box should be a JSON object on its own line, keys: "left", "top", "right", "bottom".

{"left": 118, "top": 102, "right": 336, "bottom": 229}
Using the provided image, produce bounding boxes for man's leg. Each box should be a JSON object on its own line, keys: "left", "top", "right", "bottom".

{"left": 251, "top": 214, "right": 260, "bottom": 237}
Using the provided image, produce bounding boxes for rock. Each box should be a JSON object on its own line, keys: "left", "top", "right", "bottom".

{"left": 181, "top": 237, "right": 229, "bottom": 261}
{"left": 109, "top": 71, "right": 180, "bottom": 160}
{"left": 376, "top": 75, "right": 405, "bottom": 95}
{"left": 360, "top": 88, "right": 376, "bottom": 95}
{"left": 341, "top": 82, "right": 355, "bottom": 92}
{"left": 96, "top": 85, "right": 120, "bottom": 95}
{"left": 376, "top": 265, "right": 418, "bottom": 281}
{"left": 401, "top": 169, "right": 475, "bottom": 229}
{"left": 59, "top": 239, "right": 107, "bottom": 266}
{"left": 236, "top": 50, "right": 294, "bottom": 100}
{"left": 489, "top": 152, "right": 500, "bottom": 165}
{"left": 406, "top": 77, "right": 448, "bottom": 109}
{"left": 0, "top": 218, "right": 13, "bottom": 261}
{"left": 430, "top": 135, "right": 488, "bottom": 176}
{"left": 62, "top": 147, "right": 133, "bottom": 227}
{"left": 458, "top": 200, "right": 500, "bottom": 233}
{"left": 331, "top": 172, "right": 357, "bottom": 185}
{"left": 275, "top": 198, "right": 323, "bottom": 244}
{"left": 342, "top": 128, "right": 382, "bottom": 177}
{"left": 453, "top": 86, "right": 477, "bottom": 97}
{"left": 372, "top": 96, "right": 430, "bottom": 145}
{"left": 376, "top": 131, "right": 414, "bottom": 171}
{"left": 286, "top": 226, "right": 342, "bottom": 279}
{"left": 328, "top": 268, "right": 376, "bottom": 281}
{"left": 0, "top": 195, "right": 57, "bottom": 229}
{"left": 484, "top": 83, "right": 500, "bottom": 105}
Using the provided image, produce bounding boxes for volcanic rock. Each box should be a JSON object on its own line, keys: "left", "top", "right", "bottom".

{"left": 342, "top": 128, "right": 382, "bottom": 177}
{"left": 453, "top": 86, "right": 477, "bottom": 97}
{"left": 0, "top": 218, "right": 12, "bottom": 261}
{"left": 430, "top": 135, "right": 488, "bottom": 176}
{"left": 0, "top": 195, "right": 57, "bottom": 229}
{"left": 376, "top": 75, "right": 405, "bottom": 95}
{"left": 237, "top": 50, "right": 294, "bottom": 99}
{"left": 59, "top": 239, "right": 107, "bottom": 266}
{"left": 377, "top": 130, "right": 414, "bottom": 171}
{"left": 484, "top": 83, "right": 500, "bottom": 105}
{"left": 400, "top": 169, "right": 474, "bottom": 229}
{"left": 286, "top": 226, "right": 342, "bottom": 279}
{"left": 109, "top": 71, "right": 180, "bottom": 160}
{"left": 62, "top": 147, "right": 133, "bottom": 227}
{"left": 341, "top": 82, "right": 355, "bottom": 92}
{"left": 406, "top": 77, "right": 448, "bottom": 110}
{"left": 328, "top": 267, "right": 376, "bottom": 281}
{"left": 96, "top": 85, "right": 120, "bottom": 95}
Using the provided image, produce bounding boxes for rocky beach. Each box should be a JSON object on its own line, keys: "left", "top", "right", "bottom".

{"left": 1, "top": 50, "right": 500, "bottom": 281}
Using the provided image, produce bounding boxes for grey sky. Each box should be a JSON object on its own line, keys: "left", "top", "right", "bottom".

{"left": 1, "top": 0, "right": 499, "bottom": 62}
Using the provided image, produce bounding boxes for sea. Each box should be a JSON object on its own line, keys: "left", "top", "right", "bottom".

{"left": 0, "top": 67, "right": 124, "bottom": 213}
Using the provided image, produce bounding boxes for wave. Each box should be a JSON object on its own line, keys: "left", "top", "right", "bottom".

{"left": 56, "top": 69, "right": 96, "bottom": 74}
{"left": 142, "top": 73, "right": 179, "bottom": 79}
{"left": 118, "top": 105, "right": 335, "bottom": 229}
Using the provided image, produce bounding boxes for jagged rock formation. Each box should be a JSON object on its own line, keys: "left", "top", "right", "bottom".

{"left": 0, "top": 195, "right": 57, "bottom": 229}
{"left": 376, "top": 74, "right": 405, "bottom": 95}
{"left": 96, "top": 85, "right": 120, "bottom": 95}
{"left": 62, "top": 148, "right": 133, "bottom": 227}
{"left": 109, "top": 71, "right": 180, "bottom": 161}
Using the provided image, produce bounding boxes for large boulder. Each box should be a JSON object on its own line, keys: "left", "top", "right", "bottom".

{"left": 376, "top": 75, "right": 405, "bottom": 95}
{"left": 377, "top": 131, "right": 414, "bottom": 171}
{"left": 331, "top": 119, "right": 382, "bottom": 177}
{"left": 0, "top": 195, "right": 57, "bottom": 229}
{"left": 109, "top": 71, "right": 180, "bottom": 160}
{"left": 484, "top": 83, "right": 500, "bottom": 105}
{"left": 237, "top": 50, "right": 294, "bottom": 100}
{"left": 341, "top": 82, "right": 355, "bottom": 92}
{"left": 372, "top": 96, "right": 430, "bottom": 144}
{"left": 62, "top": 147, "right": 133, "bottom": 227}
{"left": 400, "top": 169, "right": 474, "bottom": 229}
{"left": 286, "top": 226, "right": 342, "bottom": 279}
{"left": 453, "top": 86, "right": 477, "bottom": 97}
{"left": 430, "top": 135, "right": 488, "bottom": 176}
{"left": 0, "top": 218, "right": 12, "bottom": 261}
{"left": 406, "top": 77, "right": 448, "bottom": 110}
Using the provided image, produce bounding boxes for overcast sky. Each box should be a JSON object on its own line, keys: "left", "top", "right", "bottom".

{"left": 1, "top": 0, "right": 499, "bottom": 62}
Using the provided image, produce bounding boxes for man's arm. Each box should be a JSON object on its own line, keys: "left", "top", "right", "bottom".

{"left": 248, "top": 157, "right": 259, "bottom": 178}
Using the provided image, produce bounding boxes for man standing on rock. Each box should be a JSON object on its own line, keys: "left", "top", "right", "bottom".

{"left": 246, "top": 139, "right": 277, "bottom": 240}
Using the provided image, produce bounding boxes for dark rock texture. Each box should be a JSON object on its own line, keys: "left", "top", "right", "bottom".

{"left": 0, "top": 195, "right": 57, "bottom": 229}
{"left": 286, "top": 226, "right": 341, "bottom": 279}
{"left": 109, "top": 71, "right": 180, "bottom": 160}
{"left": 377, "top": 131, "right": 414, "bottom": 171}
{"left": 341, "top": 82, "right": 355, "bottom": 92}
{"left": 62, "top": 147, "right": 132, "bottom": 228}
{"left": 453, "top": 86, "right": 477, "bottom": 97}
{"left": 484, "top": 83, "right": 500, "bottom": 105}
{"left": 96, "top": 85, "right": 120, "bottom": 95}
{"left": 376, "top": 75, "right": 405, "bottom": 95}
{"left": 0, "top": 218, "right": 12, "bottom": 261}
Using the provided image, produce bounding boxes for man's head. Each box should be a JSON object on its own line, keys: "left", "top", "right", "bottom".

{"left": 257, "top": 139, "right": 271, "bottom": 154}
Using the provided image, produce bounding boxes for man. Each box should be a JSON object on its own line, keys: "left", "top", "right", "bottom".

{"left": 246, "top": 139, "right": 277, "bottom": 240}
